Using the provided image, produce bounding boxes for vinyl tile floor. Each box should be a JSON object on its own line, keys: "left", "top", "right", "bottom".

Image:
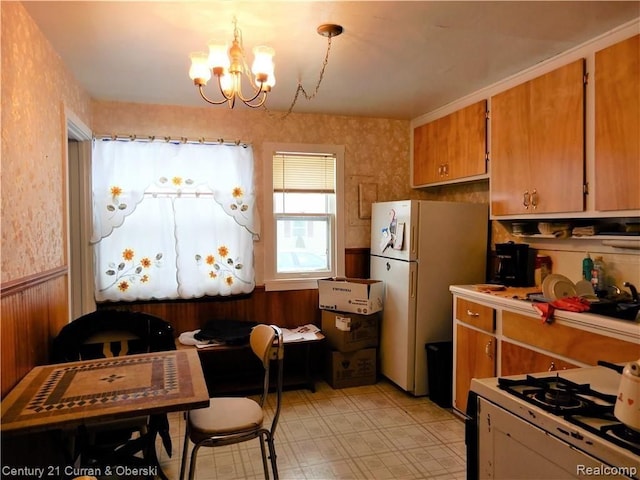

{"left": 156, "top": 378, "right": 466, "bottom": 480}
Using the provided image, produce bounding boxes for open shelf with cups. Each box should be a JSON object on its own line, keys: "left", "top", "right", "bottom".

{"left": 507, "top": 218, "right": 639, "bottom": 239}
{"left": 504, "top": 218, "right": 640, "bottom": 251}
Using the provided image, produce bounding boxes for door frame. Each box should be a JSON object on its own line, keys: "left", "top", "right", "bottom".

{"left": 65, "top": 108, "right": 94, "bottom": 320}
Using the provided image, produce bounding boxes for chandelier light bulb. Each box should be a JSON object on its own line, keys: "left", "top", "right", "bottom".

{"left": 189, "top": 52, "right": 212, "bottom": 85}
{"left": 207, "top": 43, "right": 230, "bottom": 71}
{"left": 219, "top": 73, "right": 234, "bottom": 96}
{"left": 252, "top": 46, "right": 275, "bottom": 89}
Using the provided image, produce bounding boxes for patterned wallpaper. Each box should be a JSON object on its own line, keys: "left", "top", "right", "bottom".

{"left": 92, "top": 102, "right": 489, "bottom": 282}
{"left": 2, "top": 2, "right": 488, "bottom": 284}
{"left": 1, "top": 2, "right": 92, "bottom": 282}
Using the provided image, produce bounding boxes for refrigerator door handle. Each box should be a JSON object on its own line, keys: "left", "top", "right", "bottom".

{"left": 410, "top": 224, "right": 417, "bottom": 257}
{"left": 410, "top": 269, "right": 416, "bottom": 298}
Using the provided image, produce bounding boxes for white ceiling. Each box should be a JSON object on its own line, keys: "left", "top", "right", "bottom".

{"left": 23, "top": 1, "right": 640, "bottom": 120}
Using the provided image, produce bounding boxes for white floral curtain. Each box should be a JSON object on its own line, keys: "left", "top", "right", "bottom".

{"left": 91, "top": 140, "right": 258, "bottom": 301}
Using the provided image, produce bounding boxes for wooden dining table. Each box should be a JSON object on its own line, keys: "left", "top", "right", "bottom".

{"left": 1, "top": 349, "right": 209, "bottom": 478}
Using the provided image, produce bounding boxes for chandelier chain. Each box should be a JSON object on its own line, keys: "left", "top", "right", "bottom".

{"left": 266, "top": 35, "right": 335, "bottom": 119}
{"left": 289, "top": 35, "right": 333, "bottom": 108}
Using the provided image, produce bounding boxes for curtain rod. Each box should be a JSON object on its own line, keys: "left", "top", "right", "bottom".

{"left": 93, "top": 133, "right": 250, "bottom": 147}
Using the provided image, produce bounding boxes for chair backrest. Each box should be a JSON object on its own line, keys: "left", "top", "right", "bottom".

{"left": 250, "top": 324, "right": 284, "bottom": 434}
{"left": 51, "top": 310, "right": 175, "bottom": 363}
{"left": 250, "top": 324, "right": 278, "bottom": 366}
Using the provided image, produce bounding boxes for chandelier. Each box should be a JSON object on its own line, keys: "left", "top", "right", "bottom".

{"left": 189, "top": 18, "right": 343, "bottom": 111}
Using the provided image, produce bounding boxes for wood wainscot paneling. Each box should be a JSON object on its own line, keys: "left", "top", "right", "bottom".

{"left": 98, "top": 287, "right": 322, "bottom": 335}
{"left": 98, "top": 248, "right": 373, "bottom": 335}
{"left": 345, "top": 247, "right": 370, "bottom": 279}
{"left": 95, "top": 248, "right": 372, "bottom": 394}
{"left": 1, "top": 267, "right": 69, "bottom": 398}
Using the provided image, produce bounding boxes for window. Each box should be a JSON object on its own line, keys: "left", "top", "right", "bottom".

{"left": 263, "top": 143, "right": 345, "bottom": 291}
{"left": 91, "top": 139, "right": 258, "bottom": 301}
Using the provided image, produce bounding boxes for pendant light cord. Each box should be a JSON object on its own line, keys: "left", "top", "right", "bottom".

{"left": 265, "top": 25, "right": 341, "bottom": 119}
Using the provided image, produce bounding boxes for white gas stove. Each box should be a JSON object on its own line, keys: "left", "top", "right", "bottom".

{"left": 466, "top": 363, "right": 640, "bottom": 479}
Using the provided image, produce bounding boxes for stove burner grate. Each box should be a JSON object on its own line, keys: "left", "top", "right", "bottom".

{"left": 605, "top": 423, "right": 640, "bottom": 447}
{"left": 499, "top": 374, "right": 615, "bottom": 415}
{"left": 535, "top": 388, "right": 584, "bottom": 409}
{"left": 566, "top": 413, "right": 640, "bottom": 457}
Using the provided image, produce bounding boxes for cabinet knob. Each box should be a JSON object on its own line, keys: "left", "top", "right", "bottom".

{"left": 531, "top": 189, "right": 538, "bottom": 210}
{"left": 485, "top": 339, "right": 493, "bottom": 358}
{"left": 523, "top": 190, "right": 530, "bottom": 209}
{"left": 548, "top": 361, "right": 556, "bottom": 372}
{"left": 466, "top": 309, "right": 480, "bottom": 317}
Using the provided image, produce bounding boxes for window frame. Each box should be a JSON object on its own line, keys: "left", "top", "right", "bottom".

{"left": 262, "top": 143, "right": 345, "bottom": 291}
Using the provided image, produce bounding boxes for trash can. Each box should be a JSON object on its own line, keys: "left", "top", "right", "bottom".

{"left": 425, "top": 341, "right": 453, "bottom": 408}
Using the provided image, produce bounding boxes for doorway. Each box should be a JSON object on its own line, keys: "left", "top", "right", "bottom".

{"left": 66, "top": 113, "right": 93, "bottom": 319}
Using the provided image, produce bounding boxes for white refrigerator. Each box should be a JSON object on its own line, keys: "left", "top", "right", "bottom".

{"left": 370, "top": 200, "right": 488, "bottom": 396}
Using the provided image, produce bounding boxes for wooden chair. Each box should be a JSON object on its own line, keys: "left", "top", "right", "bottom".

{"left": 51, "top": 310, "right": 175, "bottom": 473}
{"left": 179, "top": 324, "right": 284, "bottom": 480}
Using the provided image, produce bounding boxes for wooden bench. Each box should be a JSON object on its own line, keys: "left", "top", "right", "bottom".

{"left": 176, "top": 329, "right": 325, "bottom": 395}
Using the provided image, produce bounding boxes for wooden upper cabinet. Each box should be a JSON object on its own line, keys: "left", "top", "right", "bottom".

{"left": 490, "top": 60, "right": 586, "bottom": 216}
{"left": 413, "top": 100, "right": 487, "bottom": 186}
{"left": 594, "top": 34, "right": 640, "bottom": 212}
{"left": 413, "top": 120, "right": 439, "bottom": 185}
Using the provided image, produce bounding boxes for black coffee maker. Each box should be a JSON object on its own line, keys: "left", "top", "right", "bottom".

{"left": 494, "top": 242, "right": 536, "bottom": 287}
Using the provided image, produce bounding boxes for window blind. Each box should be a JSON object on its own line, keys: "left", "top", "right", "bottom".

{"left": 273, "top": 153, "right": 336, "bottom": 193}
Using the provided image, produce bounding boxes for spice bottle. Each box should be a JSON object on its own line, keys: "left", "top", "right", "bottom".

{"left": 591, "top": 256, "right": 607, "bottom": 296}
{"left": 582, "top": 253, "right": 593, "bottom": 281}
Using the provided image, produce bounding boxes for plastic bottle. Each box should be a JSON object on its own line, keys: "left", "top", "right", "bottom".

{"left": 591, "top": 256, "right": 607, "bottom": 296}
{"left": 582, "top": 252, "right": 593, "bottom": 281}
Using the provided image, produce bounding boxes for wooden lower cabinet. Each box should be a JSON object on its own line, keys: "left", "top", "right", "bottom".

{"left": 500, "top": 340, "right": 579, "bottom": 376}
{"left": 502, "top": 310, "right": 640, "bottom": 365}
{"left": 454, "top": 323, "right": 496, "bottom": 413}
{"left": 452, "top": 289, "right": 639, "bottom": 415}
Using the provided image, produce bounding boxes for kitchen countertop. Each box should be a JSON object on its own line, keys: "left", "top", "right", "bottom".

{"left": 450, "top": 285, "right": 640, "bottom": 342}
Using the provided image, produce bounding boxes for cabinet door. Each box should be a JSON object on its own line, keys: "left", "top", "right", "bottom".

{"left": 413, "top": 120, "right": 440, "bottom": 185}
{"left": 413, "top": 101, "right": 487, "bottom": 186}
{"left": 491, "top": 60, "right": 585, "bottom": 215}
{"left": 502, "top": 311, "right": 640, "bottom": 365}
{"left": 500, "top": 341, "right": 579, "bottom": 376}
{"left": 595, "top": 34, "right": 640, "bottom": 212}
{"left": 454, "top": 324, "right": 496, "bottom": 413}
{"left": 447, "top": 101, "right": 487, "bottom": 180}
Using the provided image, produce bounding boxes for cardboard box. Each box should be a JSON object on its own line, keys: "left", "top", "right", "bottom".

{"left": 326, "top": 348, "right": 377, "bottom": 389}
{"left": 321, "top": 310, "right": 380, "bottom": 352}
{"left": 317, "top": 277, "right": 384, "bottom": 314}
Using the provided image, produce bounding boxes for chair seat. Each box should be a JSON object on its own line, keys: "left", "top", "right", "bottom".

{"left": 189, "top": 397, "right": 264, "bottom": 442}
